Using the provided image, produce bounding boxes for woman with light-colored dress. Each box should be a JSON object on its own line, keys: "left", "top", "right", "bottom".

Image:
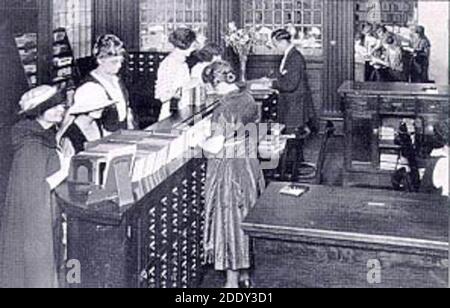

{"left": 201, "top": 61, "right": 265, "bottom": 288}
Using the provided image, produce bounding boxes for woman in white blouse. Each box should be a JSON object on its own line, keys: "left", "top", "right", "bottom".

{"left": 155, "top": 28, "right": 199, "bottom": 121}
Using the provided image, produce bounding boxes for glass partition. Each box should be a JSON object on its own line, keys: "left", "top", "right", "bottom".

{"left": 242, "top": 0, "right": 324, "bottom": 56}
{"left": 139, "top": 0, "right": 208, "bottom": 52}
{"left": 53, "top": 0, "right": 93, "bottom": 58}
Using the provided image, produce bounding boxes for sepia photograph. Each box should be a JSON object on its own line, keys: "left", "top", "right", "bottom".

{"left": 0, "top": 0, "right": 448, "bottom": 291}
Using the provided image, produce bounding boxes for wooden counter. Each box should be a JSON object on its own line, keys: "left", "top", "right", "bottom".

{"left": 56, "top": 100, "right": 220, "bottom": 288}
{"left": 56, "top": 88, "right": 276, "bottom": 288}
{"left": 243, "top": 183, "right": 449, "bottom": 288}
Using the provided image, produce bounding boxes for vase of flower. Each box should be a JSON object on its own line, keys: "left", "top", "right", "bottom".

{"left": 224, "top": 23, "right": 255, "bottom": 83}
{"left": 240, "top": 55, "right": 248, "bottom": 82}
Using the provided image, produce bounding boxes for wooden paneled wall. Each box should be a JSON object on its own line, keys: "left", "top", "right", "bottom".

{"left": 207, "top": 0, "right": 241, "bottom": 47}
{"left": 92, "top": 0, "right": 139, "bottom": 50}
{"left": 37, "top": 0, "right": 53, "bottom": 84}
{"left": 322, "top": 0, "right": 354, "bottom": 118}
{"left": 0, "top": 18, "right": 29, "bottom": 206}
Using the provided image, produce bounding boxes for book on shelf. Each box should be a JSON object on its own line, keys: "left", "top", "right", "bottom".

{"left": 379, "top": 149, "right": 409, "bottom": 171}
{"left": 379, "top": 118, "right": 416, "bottom": 143}
{"left": 51, "top": 28, "right": 78, "bottom": 89}
{"left": 15, "top": 33, "right": 38, "bottom": 87}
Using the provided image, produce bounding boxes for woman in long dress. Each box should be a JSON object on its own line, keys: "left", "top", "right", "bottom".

{"left": 201, "top": 61, "right": 265, "bottom": 288}
{"left": 0, "top": 86, "right": 71, "bottom": 288}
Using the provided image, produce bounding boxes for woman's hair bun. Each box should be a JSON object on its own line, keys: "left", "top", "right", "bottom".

{"left": 169, "top": 28, "right": 197, "bottom": 50}
{"left": 202, "top": 61, "right": 237, "bottom": 87}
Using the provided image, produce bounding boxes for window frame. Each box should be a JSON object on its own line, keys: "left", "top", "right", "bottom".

{"left": 241, "top": 0, "right": 324, "bottom": 56}
{"left": 53, "top": 0, "right": 93, "bottom": 59}
{"left": 139, "top": 0, "right": 208, "bottom": 52}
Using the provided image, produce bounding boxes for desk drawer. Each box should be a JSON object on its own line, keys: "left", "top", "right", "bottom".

{"left": 420, "top": 100, "right": 449, "bottom": 114}
{"left": 379, "top": 97, "right": 417, "bottom": 113}
{"left": 347, "top": 96, "right": 377, "bottom": 115}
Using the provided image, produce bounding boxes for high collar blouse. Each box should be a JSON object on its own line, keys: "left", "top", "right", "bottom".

{"left": 155, "top": 49, "right": 192, "bottom": 103}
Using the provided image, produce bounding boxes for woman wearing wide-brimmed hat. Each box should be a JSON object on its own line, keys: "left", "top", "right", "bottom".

{"left": 0, "top": 85, "right": 71, "bottom": 288}
{"left": 59, "top": 86, "right": 117, "bottom": 154}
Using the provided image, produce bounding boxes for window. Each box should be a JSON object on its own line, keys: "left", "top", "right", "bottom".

{"left": 140, "top": 0, "right": 208, "bottom": 51}
{"left": 242, "top": 0, "right": 324, "bottom": 56}
{"left": 53, "top": 0, "right": 93, "bottom": 58}
{"left": 354, "top": 0, "right": 418, "bottom": 29}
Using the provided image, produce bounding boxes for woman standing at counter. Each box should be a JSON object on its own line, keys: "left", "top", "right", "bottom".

{"left": 59, "top": 88, "right": 117, "bottom": 154}
{"left": 155, "top": 28, "right": 199, "bottom": 121}
{"left": 77, "top": 34, "right": 135, "bottom": 132}
{"left": 201, "top": 61, "right": 265, "bottom": 288}
{"left": 0, "top": 86, "right": 71, "bottom": 288}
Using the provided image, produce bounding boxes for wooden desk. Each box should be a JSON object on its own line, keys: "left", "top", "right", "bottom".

{"left": 242, "top": 183, "right": 449, "bottom": 288}
{"left": 338, "top": 81, "right": 450, "bottom": 188}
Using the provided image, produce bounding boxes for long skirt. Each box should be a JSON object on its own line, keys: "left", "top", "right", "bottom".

{"left": 203, "top": 157, "right": 265, "bottom": 271}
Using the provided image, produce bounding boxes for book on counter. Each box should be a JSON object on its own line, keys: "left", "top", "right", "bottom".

{"left": 280, "top": 184, "right": 310, "bottom": 197}
{"left": 379, "top": 149, "right": 409, "bottom": 171}
{"left": 77, "top": 143, "right": 138, "bottom": 186}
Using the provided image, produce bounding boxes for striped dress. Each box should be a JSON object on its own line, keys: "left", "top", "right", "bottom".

{"left": 203, "top": 90, "right": 265, "bottom": 271}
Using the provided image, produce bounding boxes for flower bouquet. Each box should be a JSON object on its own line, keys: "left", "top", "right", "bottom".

{"left": 224, "top": 22, "right": 255, "bottom": 82}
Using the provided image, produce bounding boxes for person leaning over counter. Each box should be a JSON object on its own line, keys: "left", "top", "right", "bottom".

{"left": 58, "top": 86, "right": 117, "bottom": 154}
{"left": 75, "top": 34, "right": 135, "bottom": 133}
{"left": 155, "top": 28, "right": 199, "bottom": 121}
{"left": 200, "top": 61, "right": 266, "bottom": 289}
{"left": 0, "top": 86, "right": 72, "bottom": 288}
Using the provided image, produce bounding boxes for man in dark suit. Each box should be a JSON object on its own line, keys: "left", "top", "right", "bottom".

{"left": 262, "top": 29, "right": 316, "bottom": 180}
{"left": 270, "top": 29, "right": 316, "bottom": 136}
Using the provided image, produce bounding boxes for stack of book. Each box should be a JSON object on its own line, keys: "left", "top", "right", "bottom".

{"left": 15, "top": 33, "right": 38, "bottom": 87}
{"left": 52, "top": 28, "right": 78, "bottom": 89}
{"left": 74, "top": 143, "right": 138, "bottom": 187}
{"left": 379, "top": 150, "right": 409, "bottom": 171}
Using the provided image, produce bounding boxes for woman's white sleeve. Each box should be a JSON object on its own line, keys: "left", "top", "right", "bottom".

{"left": 155, "top": 61, "right": 177, "bottom": 102}
{"left": 433, "top": 158, "right": 449, "bottom": 197}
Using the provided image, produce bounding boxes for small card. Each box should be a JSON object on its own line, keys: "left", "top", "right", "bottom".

{"left": 280, "top": 185, "right": 310, "bottom": 197}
